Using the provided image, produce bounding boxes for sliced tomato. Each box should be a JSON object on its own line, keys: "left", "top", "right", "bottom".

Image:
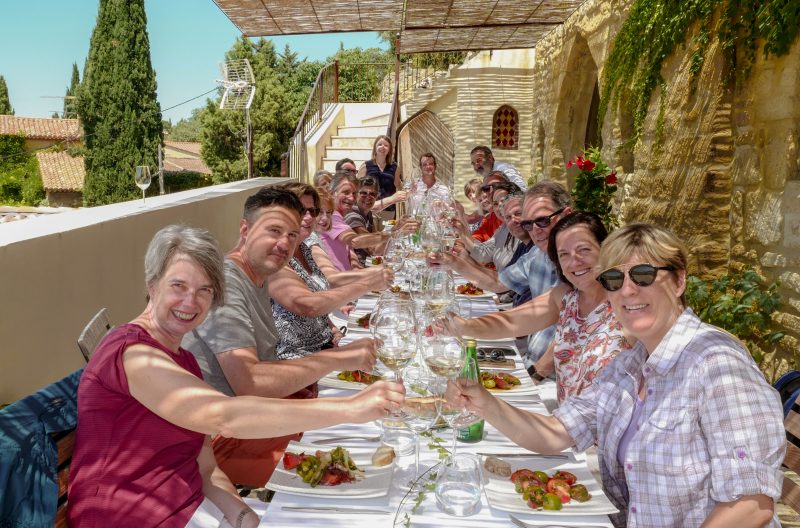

{"left": 510, "top": 469, "right": 536, "bottom": 485}
{"left": 319, "top": 471, "right": 344, "bottom": 486}
{"left": 283, "top": 452, "right": 306, "bottom": 470}
{"left": 546, "top": 478, "right": 572, "bottom": 503}
{"left": 494, "top": 378, "right": 510, "bottom": 390}
{"left": 552, "top": 470, "right": 577, "bottom": 486}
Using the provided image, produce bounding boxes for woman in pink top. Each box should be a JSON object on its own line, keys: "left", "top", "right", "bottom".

{"left": 320, "top": 174, "right": 392, "bottom": 270}
{"left": 68, "top": 225, "right": 404, "bottom": 528}
{"left": 447, "top": 212, "right": 630, "bottom": 401}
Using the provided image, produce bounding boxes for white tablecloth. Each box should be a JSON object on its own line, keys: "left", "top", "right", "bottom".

{"left": 259, "top": 294, "right": 613, "bottom": 528}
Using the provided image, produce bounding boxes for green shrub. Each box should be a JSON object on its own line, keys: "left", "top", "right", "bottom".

{"left": 685, "top": 267, "right": 784, "bottom": 371}
{"left": 0, "top": 134, "right": 45, "bottom": 206}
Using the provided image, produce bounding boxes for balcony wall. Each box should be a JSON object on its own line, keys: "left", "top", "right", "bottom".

{"left": 0, "top": 177, "right": 285, "bottom": 403}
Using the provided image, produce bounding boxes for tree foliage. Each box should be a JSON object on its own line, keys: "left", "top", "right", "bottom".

{"left": 200, "top": 37, "right": 324, "bottom": 182}
{"left": 63, "top": 63, "right": 80, "bottom": 118}
{"left": 0, "top": 134, "right": 45, "bottom": 205}
{"left": 165, "top": 107, "right": 204, "bottom": 142}
{"left": 0, "top": 76, "right": 13, "bottom": 115}
{"left": 76, "top": 0, "right": 162, "bottom": 206}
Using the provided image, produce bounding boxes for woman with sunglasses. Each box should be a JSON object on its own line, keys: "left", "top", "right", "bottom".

{"left": 321, "top": 174, "right": 394, "bottom": 271}
{"left": 270, "top": 182, "right": 392, "bottom": 358}
{"left": 449, "top": 223, "right": 784, "bottom": 527}
{"left": 447, "top": 212, "right": 629, "bottom": 402}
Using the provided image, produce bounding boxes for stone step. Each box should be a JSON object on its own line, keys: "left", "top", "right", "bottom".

{"left": 336, "top": 125, "right": 387, "bottom": 137}
{"left": 361, "top": 113, "right": 390, "bottom": 126}
{"left": 330, "top": 136, "right": 376, "bottom": 149}
{"left": 325, "top": 147, "right": 373, "bottom": 160}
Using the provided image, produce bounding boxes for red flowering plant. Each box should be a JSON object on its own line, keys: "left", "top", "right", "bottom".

{"left": 567, "top": 147, "right": 619, "bottom": 230}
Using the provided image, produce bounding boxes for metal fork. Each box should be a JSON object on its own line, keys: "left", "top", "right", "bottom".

{"left": 509, "top": 512, "right": 608, "bottom": 528}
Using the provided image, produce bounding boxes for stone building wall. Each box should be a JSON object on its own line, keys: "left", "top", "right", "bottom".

{"left": 402, "top": 0, "right": 800, "bottom": 371}
{"left": 529, "top": 0, "right": 800, "bottom": 373}
{"left": 402, "top": 50, "right": 535, "bottom": 202}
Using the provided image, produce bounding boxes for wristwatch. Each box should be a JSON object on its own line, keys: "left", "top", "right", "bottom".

{"left": 527, "top": 364, "right": 546, "bottom": 382}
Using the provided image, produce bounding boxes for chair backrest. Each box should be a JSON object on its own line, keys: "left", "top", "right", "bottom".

{"left": 782, "top": 400, "right": 800, "bottom": 513}
{"left": 54, "top": 429, "right": 75, "bottom": 527}
{"left": 77, "top": 308, "right": 112, "bottom": 363}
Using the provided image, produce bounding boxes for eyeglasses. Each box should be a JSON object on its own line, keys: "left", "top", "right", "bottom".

{"left": 359, "top": 191, "right": 378, "bottom": 197}
{"left": 519, "top": 208, "right": 565, "bottom": 231}
{"left": 476, "top": 347, "right": 514, "bottom": 362}
{"left": 480, "top": 183, "right": 502, "bottom": 193}
{"left": 596, "top": 264, "right": 676, "bottom": 292}
{"left": 301, "top": 207, "right": 321, "bottom": 218}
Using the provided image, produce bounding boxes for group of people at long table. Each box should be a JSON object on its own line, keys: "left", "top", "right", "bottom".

{"left": 67, "top": 139, "right": 785, "bottom": 528}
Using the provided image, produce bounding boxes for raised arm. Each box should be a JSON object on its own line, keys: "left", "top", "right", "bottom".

{"left": 337, "top": 226, "right": 390, "bottom": 250}
{"left": 123, "top": 343, "right": 403, "bottom": 439}
{"left": 311, "top": 245, "right": 388, "bottom": 287}
{"left": 268, "top": 264, "right": 388, "bottom": 317}
{"left": 214, "top": 339, "right": 377, "bottom": 399}
{"left": 447, "top": 284, "right": 566, "bottom": 339}
{"left": 428, "top": 251, "right": 509, "bottom": 293}
{"left": 450, "top": 379, "right": 572, "bottom": 454}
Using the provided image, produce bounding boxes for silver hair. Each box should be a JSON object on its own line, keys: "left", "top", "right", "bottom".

{"left": 144, "top": 225, "right": 225, "bottom": 308}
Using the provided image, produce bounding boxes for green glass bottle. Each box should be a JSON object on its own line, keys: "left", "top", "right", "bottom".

{"left": 456, "top": 337, "right": 485, "bottom": 443}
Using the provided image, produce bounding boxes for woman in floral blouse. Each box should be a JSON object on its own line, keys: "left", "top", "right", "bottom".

{"left": 448, "top": 211, "right": 629, "bottom": 401}
{"left": 450, "top": 223, "right": 785, "bottom": 527}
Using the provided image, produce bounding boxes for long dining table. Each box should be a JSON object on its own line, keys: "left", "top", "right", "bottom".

{"left": 257, "top": 286, "right": 614, "bottom": 528}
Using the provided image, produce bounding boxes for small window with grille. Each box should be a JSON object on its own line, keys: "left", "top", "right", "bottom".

{"left": 492, "top": 105, "right": 519, "bottom": 150}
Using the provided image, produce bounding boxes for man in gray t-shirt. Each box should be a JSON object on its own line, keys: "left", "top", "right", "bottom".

{"left": 182, "top": 186, "right": 377, "bottom": 487}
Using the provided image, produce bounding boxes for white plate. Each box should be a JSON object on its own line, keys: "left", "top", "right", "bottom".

{"left": 485, "top": 370, "right": 540, "bottom": 397}
{"left": 267, "top": 441, "right": 394, "bottom": 498}
{"left": 455, "top": 291, "right": 497, "bottom": 300}
{"left": 481, "top": 456, "right": 619, "bottom": 516}
{"left": 317, "top": 371, "right": 383, "bottom": 391}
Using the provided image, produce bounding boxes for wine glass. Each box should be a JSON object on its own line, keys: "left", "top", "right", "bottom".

{"left": 401, "top": 360, "right": 438, "bottom": 476}
{"left": 444, "top": 300, "right": 481, "bottom": 429}
{"left": 421, "top": 331, "right": 465, "bottom": 456}
{"left": 372, "top": 299, "right": 417, "bottom": 420}
{"left": 423, "top": 269, "right": 455, "bottom": 315}
{"left": 418, "top": 216, "right": 442, "bottom": 254}
{"left": 382, "top": 236, "right": 405, "bottom": 276}
{"left": 134, "top": 165, "right": 151, "bottom": 207}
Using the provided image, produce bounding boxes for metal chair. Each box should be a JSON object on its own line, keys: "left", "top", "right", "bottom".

{"left": 77, "top": 308, "right": 112, "bottom": 363}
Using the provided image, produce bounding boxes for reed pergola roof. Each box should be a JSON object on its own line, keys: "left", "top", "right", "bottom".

{"left": 211, "top": 0, "right": 586, "bottom": 53}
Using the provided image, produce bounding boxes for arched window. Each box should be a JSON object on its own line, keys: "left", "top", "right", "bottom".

{"left": 492, "top": 105, "right": 519, "bottom": 150}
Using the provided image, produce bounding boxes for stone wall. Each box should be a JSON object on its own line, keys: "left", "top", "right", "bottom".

{"left": 532, "top": 0, "right": 800, "bottom": 373}
{"left": 403, "top": 0, "right": 800, "bottom": 371}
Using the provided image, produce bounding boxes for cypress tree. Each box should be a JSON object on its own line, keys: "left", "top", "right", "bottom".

{"left": 77, "top": 0, "right": 162, "bottom": 206}
{"left": 0, "top": 76, "right": 14, "bottom": 115}
{"left": 63, "top": 63, "right": 80, "bottom": 118}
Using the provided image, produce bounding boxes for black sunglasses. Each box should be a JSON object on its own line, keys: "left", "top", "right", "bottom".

{"left": 476, "top": 347, "right": 515, "bottom": 362}
{"left": 596, "top": 264, "right": 676, "bottom": 292}
{"left": 480, "top": 183, "right": 502, "bottom": 193}
{"left": 301, "top": 207, "right": 321, "bottom": 218}
{"left": 519, "top": 208, "right": 565, "bottom": 231}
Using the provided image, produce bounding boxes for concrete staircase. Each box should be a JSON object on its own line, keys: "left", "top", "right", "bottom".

{"left": 320, "top": 105, "right": 390, "bottom": 172}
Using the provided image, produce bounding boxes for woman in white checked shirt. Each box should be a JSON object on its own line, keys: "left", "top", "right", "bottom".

{"left": 451, "top": 223, "right": 785, "bottom": 527}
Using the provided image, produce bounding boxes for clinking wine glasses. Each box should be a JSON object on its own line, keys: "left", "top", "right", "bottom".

{"left": 372, "top": 298, "right": 417, "bottom": 421}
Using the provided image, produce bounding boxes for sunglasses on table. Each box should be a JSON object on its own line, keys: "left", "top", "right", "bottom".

{"left": 476, "top": 347, "right": 516, "bottom": 362}
{"left": 300, "top": 207, "right": 321, "bottom": 217}
{"left": 596, "top": 264, "right": 676, "bottom": 292}
{"left": 519, "top": 208, "right": 565, "bottom": 231}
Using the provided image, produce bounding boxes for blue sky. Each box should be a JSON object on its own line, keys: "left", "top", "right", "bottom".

{"left": 0, "top": 1, "right": 387, "bottom": 122}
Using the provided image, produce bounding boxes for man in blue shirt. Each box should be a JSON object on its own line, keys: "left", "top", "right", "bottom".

{"left": 432, "top": 181, "right": 572, "bottom": 375}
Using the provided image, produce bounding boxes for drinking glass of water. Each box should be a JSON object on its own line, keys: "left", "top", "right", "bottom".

{"left": 134, "top": 165, "right": 151, "bottom": 207}
{"left": 435, "top": 454, "right": 482, "bottom": 516}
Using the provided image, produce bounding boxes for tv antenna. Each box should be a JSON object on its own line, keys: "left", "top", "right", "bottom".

{"left": 216, "top": 59, "right": 256, "bottom": 178}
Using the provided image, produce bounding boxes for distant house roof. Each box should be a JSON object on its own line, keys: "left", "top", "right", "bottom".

{"left": 36, "top": 151, "right": 85, "bottom": 192}
{"left": 163, "top": 141, "right": 211, "bottom": 175}
{"left": 164, "top": 140, "right": 202, "bottom": 156}
{"left": 0, "top": 116, "right": 82, "bottom": 141}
